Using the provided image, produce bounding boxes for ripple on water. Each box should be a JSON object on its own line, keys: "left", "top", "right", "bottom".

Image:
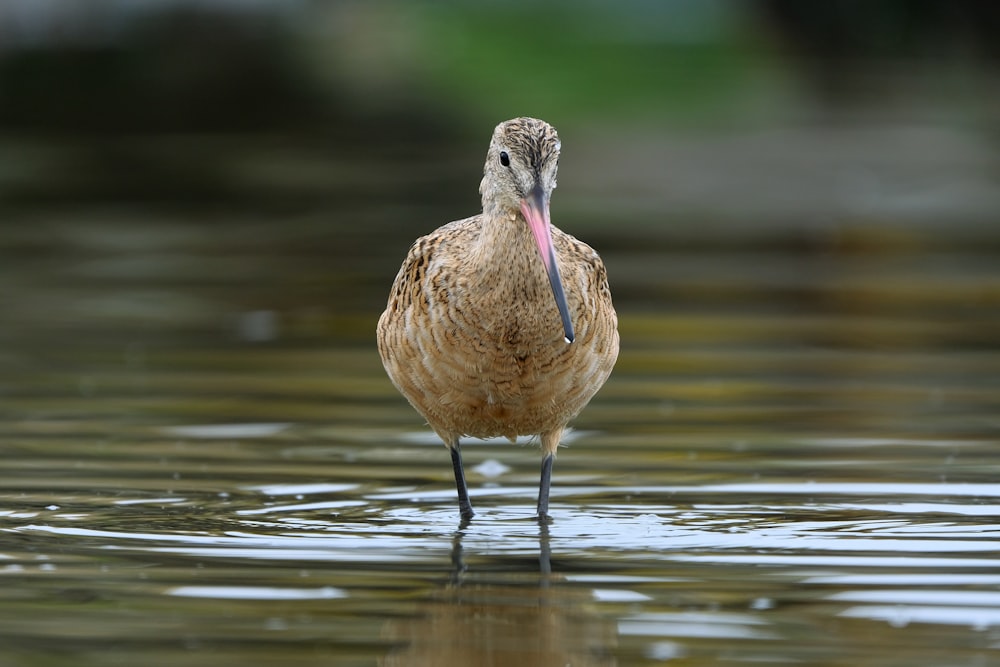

{"left": 2, "top": 345, "right": 998, "bottom": 664}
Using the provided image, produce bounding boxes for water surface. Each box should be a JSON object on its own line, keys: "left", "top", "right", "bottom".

{"left": 1, "top": 206, "right": 998, "bottom": 666}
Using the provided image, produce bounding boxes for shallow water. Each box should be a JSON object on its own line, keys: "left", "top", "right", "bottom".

{"left": 1, "top": 206, "right": 999, "bottom": 666}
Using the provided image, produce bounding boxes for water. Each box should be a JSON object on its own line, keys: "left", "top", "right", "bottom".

{"left": 1, "top": 203, "right": 999, "bottom": 666}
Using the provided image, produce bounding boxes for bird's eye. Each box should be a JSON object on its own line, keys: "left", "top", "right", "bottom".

{"left": 499, "top": 151, "right": 510, "bottom": 167}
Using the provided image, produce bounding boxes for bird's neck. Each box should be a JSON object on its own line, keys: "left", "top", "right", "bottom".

{"left": 473, "top": 205, "right": 549, "bottom": 291}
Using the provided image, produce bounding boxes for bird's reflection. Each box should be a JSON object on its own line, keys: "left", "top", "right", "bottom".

{"left": 381, "top": 521, "right": 617, "bottom": 667}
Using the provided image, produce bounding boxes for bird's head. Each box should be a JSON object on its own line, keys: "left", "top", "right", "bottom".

{"left": 480, "top": 117, "right": 573, "bottom": 344}
{"left": 481, "top": 117, "right": 560, "bottom": 213}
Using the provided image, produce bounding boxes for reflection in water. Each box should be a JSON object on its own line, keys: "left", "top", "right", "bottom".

{"left": 381, "top": 524, "right": 616, "bottom": 667}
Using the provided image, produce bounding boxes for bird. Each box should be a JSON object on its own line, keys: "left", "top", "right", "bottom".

{"left": 376, "top": 117, "right": 618, "bottom": 522}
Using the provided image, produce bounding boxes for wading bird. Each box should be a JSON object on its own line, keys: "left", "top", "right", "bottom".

{"left": 377, "top": 117, "right": 618, "bottom": 521}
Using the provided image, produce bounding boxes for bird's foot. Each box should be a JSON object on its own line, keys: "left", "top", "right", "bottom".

{"left": 533, "top": 511, "right": 553, "bottom": 525}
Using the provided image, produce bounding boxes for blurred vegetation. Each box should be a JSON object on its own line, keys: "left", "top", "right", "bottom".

{"left": 399, "top": 3, "right": 770, "bottom": 128}
{"left": 0, "top": 1, "right": 995, "bottom": 210}
{"left": 0, "top": 10, "right": 322, "bottom": 135}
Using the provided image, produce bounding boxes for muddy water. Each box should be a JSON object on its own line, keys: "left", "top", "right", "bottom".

{"left": 1, "top": 205, "right": 999, "bottom": 666}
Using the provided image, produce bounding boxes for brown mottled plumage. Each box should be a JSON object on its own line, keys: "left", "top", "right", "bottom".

{"left": 377, "top": 117, "right": 618, "bottom": 521}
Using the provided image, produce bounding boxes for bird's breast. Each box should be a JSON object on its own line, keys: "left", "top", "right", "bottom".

{"left": 377, "top": 218, "right": 618, "bottom": 440}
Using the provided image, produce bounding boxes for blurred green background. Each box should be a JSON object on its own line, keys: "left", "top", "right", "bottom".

{"left": 0, "top": 0, "right": 997, "bottom": 347}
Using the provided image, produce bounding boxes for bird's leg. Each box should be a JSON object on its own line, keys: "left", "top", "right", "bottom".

{"left": 536, "top": 429, "right": 562, "bottom": 522}
{"left": 535, "top": 453, "right": 554, "bottom": 522}
{"left": 450, "top": 440, "right": 475, "bottom": 520}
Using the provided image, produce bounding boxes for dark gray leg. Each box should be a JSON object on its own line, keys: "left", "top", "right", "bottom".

{"left": 535, "top": 453, "right": 554, "bottom": 522}
{"left": 450, "top": 441, "right": 474, "bottom": 520}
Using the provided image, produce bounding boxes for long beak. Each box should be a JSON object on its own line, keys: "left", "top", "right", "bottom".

{"left": 520, "top": 184, "right": 575, "bottom": 344}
